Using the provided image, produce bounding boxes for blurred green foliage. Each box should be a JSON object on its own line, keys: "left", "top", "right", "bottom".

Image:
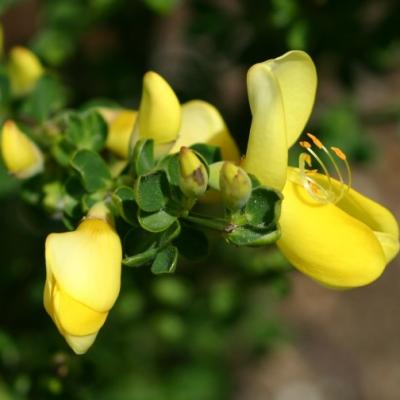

{"left": 0, "top": 0, "right": 399, "bottom": 398}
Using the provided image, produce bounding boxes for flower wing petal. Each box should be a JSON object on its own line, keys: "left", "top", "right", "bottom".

{"left": 278, "top": 178, "right": 387, "bottom": 288}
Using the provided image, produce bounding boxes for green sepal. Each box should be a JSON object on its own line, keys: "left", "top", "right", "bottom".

{"left": 175, "top": 225, "right": 209, "bottom": 261}
{"left": 135, "top": 170, "right": 169, "bottom": 212}
{"left": 132, "top": 139, "right": 155, "bottom": 176}
{"left": 138, "top": 209, "right": 177, "bottom": 233}
{"left": 71, "top": 149, "right": 112, "bottom": 193}
{"left": 244, "top": 187, "right": 282, "bottom": 229}
{"left": 113, "top": 186, "right": 138, "bottom": 226}
{"left": 151, "top": 245, "right": 178, "bottom": 274}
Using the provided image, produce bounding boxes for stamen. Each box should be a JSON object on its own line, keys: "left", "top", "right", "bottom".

{"left": 307, "top": 133, "right": 323, "bottom": 149}
{"left": 296, "top": 134, "right": 352, "bottom": 205}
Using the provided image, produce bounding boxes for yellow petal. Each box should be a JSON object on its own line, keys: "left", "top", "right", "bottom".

{"left": 45, "top": 218, "right": 122, "bottom": 312}
{"left": 8, "top": 46, "right": 44, "bottom": 96}
{"left": 278, "top": 174, "right": 388, "bottom": 288}
{"left": 320, "top": 175, "right": 399, "bottom": 263}
{"left": 52, "top": 286, "right": 108, "bottom": 336}
{"left": 106, "top": 110, "right": 137, "bottom": 158}
{"left": 262, "top": 50, "right": 317, "bottom": 147}
{"left": 243, "top": 62, "right": 288, "bottom": 190}
{"left": 133, "top": 71, "right": 181, "bottom": 144}
{"left": 64, "top": 332, "right": 98, "bottom": 355}
{"left": 169, "top": 100, "right": 240, "bottom": 161}
{"left": 1, "top": 120, "right": 43, "bottom": 178}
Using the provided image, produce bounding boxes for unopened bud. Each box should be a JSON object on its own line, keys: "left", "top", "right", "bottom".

{"left": 1, "top": 120, "right": 44, "bottom": 178}
{"left": 179, "top": 147, "right": 208, "bottom": 198}
{"left": 8, "top": 46, "right": 44, "bottom": 96}
{"left": 220, "top": 162, "right": 252, "bottom": 210}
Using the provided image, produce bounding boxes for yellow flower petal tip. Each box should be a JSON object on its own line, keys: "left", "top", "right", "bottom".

{"left": 1, "top": 120, "right": 44, "bottom": 178}
{"left": 170, "top": 100, "right": 240, "bottom": 161}
{"left": 134, "top": 71, "right": 181, "bottom": 144}
{"left": 8, "top": 46, "right": 44, "bottom": 96}
{"left": 220, "top": 162, "right": 252, "bottom": 210}
{"left": 179, "top": 147, "right": 208, "bottom": 197}
{"left": 106, "top": 110, "right": 137, "bottom": 158}
{"left": 44, "top": 203, "right": 122, "bottom": 354}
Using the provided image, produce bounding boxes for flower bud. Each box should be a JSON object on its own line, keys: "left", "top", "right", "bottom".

{"left": 44, "top": 203, "right": 122, "bottom": 354}
{"left": 178, "top": 147, "right": 208, "bottom": 198}
{"left": 130, "top": 71, "right": 181, "bottom": 156}
{"left": 1, "top": 120, "right": 44, "bottom": 178}
{"left": 106, "top": 110, "right": 137, "bottom": 158}
{"left": 8, "top": 46, "right": 44, "bottom": 96}
{"left": 220, "top": 162, "right": 252, "bottom": 210}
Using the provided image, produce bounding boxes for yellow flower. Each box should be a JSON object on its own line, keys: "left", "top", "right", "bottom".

{"left": 8, "top": 46, "right": 44, "bottom": 96}
{"left": 1, "top": 120, "right": 44, "bottom": 178}
{"left": 44, "top": 203, "right": 122, "bottom": 354}
{"left": 243, "top": 50, "right": 399, "bottom": 288}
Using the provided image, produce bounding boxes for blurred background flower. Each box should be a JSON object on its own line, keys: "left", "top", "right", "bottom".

{"left": 0, "top": 0, "right": 399, "bottom": 399}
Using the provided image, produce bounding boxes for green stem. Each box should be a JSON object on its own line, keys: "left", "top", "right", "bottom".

{"left": 183, "top": 214, "right": 228, "bottom": 232}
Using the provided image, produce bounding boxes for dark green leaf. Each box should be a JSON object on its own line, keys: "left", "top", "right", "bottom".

{"left": 151, "top": 245, "right": 178, "bottom": 274}
{"left": 135, "top": 171, "right": 169, "bottom": 212}
{"left": 122, "top": 229, "right": 158, "bottom": 267}
{"left": 65, "top": 110, "right": 107, "bottom": 152}
{"left": 113, "top": 186, "right": 138, "bottom": 225}
{"left": 71, "top": 149, "right": 111, "bottom": 192}
{"left": 132, "top": 139, "right": 155, "bottom": 176}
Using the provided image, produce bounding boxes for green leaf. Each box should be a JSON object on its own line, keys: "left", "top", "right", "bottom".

{"left": 71, "top": 149, "right": 111, "bottom": 192}
{"left": 135, "top": 171, "right": 169, "bottom": 212}
{"left": 175, "top": 226, "right": 209, "bottom": 260}
{"left": 65, "top": 110, "right": 107, "bottom": 152}
{"left": 245, "top": 187, "right": 282, "bottom": 228}
{"left": 138, "top": 209, "right": 176, "bottom": 233}
{"left": 151, "top": 245, "right": 178, "bottom": 274}
{"left": 113, "top": 186, "right": 138, "bottom": 225}
{"left": 227, "top": 225, "right": 281, "bottom": 247}
{"left": 20, "top": 75, "right": 67, "bottom": 123}
{"left": 132, "top": 139, "right": 155, "bottom": 176}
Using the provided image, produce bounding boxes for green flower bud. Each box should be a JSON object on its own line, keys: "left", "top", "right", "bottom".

{"left": 220, "top": 162, "right": 252, "bottom": 210}
{"left": 178, "top": 147, "right": 208, "bottom": 198}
